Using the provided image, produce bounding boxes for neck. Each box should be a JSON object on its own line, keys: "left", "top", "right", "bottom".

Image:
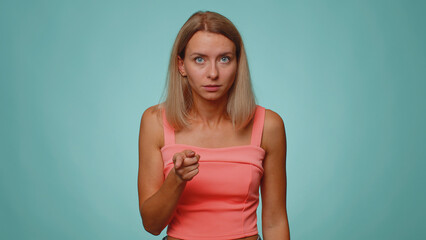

{"left": 189, "top": 95, "right": 229, "bottom": 129}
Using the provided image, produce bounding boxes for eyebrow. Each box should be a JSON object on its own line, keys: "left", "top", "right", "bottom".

{"left": 189, "top": 52, "right": 235, "bottom": 57}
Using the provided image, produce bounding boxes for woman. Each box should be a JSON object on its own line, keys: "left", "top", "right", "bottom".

{"left": 138, "top": 11, "right": 289, "bottom": 240}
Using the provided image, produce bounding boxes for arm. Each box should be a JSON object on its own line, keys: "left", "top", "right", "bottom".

{"left": 260, "top": 109, "right": 290, "bottom": 240}
{"left": 137, "top": 106, "right": 199, "bottom": 235}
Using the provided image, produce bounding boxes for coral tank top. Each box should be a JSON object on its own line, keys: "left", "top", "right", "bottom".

{"left": 161, "top": 106, "right": 266, "bottom": 240}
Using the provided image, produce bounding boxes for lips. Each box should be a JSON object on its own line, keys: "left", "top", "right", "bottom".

{"left": 203, "top": 85, "right": 221, "bottom": 92}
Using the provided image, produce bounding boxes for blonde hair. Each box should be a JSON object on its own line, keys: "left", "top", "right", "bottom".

{"left": 161, "top": 11, "right": 256, "bottom": 130}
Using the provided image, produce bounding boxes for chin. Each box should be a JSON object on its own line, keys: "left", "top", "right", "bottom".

{"left": 204, "top": 94, "right": 227, "bottom": 102}
{"left": 193, "top": 90, "right": 228, "bottom": 102}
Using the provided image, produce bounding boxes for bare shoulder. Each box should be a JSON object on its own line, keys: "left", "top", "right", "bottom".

{"left": 262, "top": 109, "right": 286, "bottom": 152}
{"left": 141, "top": 104, "right": 162, "bottom": 122}
{"left": 264, "top": 109, "right": 285, "bottom": 131}
{"left": 264, "top": 109, "right": 285, "bottom": 137}
{"left": 139, "top": 104, "right": 164, "bottom": 149}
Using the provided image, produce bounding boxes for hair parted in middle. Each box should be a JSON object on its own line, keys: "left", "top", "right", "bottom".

{"left": 162, "top": 11, "right": 256, "bottom": 130}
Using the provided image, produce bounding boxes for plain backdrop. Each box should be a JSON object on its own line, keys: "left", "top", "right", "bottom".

{"left": 1, "top": 0, "right": 425, "bottom": 239}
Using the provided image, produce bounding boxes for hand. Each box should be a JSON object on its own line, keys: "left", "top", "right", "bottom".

{"left": 173, "top": 150, "right": 200, "bottom": 181}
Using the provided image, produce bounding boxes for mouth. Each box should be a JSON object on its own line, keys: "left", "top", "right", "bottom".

{"left": 202, "top": 85, "right": 221, "bottom": 92}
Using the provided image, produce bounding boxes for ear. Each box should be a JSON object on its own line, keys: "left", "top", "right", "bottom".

{"left": 177, "top": 56, "right": 187, "bottom": 77}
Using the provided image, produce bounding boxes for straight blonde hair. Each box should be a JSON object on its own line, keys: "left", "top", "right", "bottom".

{"left": 161, "top": 11, "right": 256, "bottom": 130}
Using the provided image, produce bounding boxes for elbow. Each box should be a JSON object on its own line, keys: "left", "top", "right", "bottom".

{"left": 140, "top": 212, "right": 165, "bottom": 236}
{"left": 143, "top": 226, "right": 162, "bottom": 236}
{"left": 143, "top": 224, "right": 163, "bottom": 236}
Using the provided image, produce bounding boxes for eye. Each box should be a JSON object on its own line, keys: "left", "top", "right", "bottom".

{"left": 220, "top": 56, "right": 231, "bottom": 63}
{"left": 194, "top": 57, "right": 204, "bottom": 63}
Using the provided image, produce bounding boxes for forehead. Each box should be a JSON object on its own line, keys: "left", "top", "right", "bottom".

{"left": 185, "top": 31, "right": 236, "bottom": 55}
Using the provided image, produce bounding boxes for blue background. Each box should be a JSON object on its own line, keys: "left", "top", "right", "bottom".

{"left": 1, "top": 0, "right": 425, "bottom": 239}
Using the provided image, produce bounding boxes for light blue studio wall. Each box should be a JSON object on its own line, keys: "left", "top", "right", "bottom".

{"left": 1, "top": 0, "right": 425, "bottom": 239}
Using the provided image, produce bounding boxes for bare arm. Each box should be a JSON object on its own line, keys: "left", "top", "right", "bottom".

{"left": 137, "top": 106, "right": 199, "bottom": 235}
{"left": 260, "top": 109, "right": 290, "bottom": 240}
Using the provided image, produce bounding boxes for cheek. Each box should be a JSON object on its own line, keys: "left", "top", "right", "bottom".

{"left": 223, "top": 64, "right": 238, "bottom": 81}
{"left": 185, "top": 65, "right": 204, "bottom": 80}
{"left": 184, "top": 69, "right": 204, "bottom": 90}
{"left": 186, "top": 74, "right": 203, "bottom": 89}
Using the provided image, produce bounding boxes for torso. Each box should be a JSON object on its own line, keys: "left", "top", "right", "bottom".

{"left": 160, "top": 107, "right": 266, "bottom": 240}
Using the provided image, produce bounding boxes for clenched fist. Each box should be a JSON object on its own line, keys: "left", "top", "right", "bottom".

{"left": 173, "top": 150, "right": 200, "bottom": 181}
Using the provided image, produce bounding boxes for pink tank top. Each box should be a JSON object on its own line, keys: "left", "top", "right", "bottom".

{"left": 161, "top": 106, "right": 266, "bottom": 240}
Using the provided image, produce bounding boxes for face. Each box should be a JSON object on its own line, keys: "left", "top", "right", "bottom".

{"left": 178, "top": 31, "right": 237, "bottom": 102}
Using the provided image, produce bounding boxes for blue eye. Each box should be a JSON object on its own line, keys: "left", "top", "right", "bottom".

{"left": 220, "top": 56, "right": 230, "bottom": 63}
{"left": 195, "top": 57, "right": 204, "bottom": 63}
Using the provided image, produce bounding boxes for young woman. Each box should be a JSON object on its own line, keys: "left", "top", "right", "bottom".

{"left": 138, "top": 11, "right": 290, "bottom": 240}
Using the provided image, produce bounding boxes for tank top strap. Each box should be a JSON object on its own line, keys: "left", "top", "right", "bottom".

{"left": 162, "top": 108, "right": 175, "bottom": 146}
{"left": 250, "top": 105, "right": 266, "bottom": 147}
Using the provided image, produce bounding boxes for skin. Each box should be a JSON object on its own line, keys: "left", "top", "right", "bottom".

{"left": 138, "top": 31, "right": 290, "bottom": 240}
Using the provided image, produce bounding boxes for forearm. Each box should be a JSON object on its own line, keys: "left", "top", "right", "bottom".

{"left": 140, "top": 169, "right": 185, "bottom": 235}
{"left": 262, "top": 217, "right": 290, "bottom": 240}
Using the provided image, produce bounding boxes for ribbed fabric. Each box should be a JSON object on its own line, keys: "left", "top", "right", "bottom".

{"left": 161, "top": 106, "right": 266, "bottom": 240}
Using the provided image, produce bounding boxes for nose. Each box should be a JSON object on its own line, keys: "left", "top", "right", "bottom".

{"left": 207, "top": 62, "right": 219, "bottom": 80}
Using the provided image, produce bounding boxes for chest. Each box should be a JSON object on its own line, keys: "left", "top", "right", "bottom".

{"left": 175, "top": 122, "right": 253, "bottom": 148}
